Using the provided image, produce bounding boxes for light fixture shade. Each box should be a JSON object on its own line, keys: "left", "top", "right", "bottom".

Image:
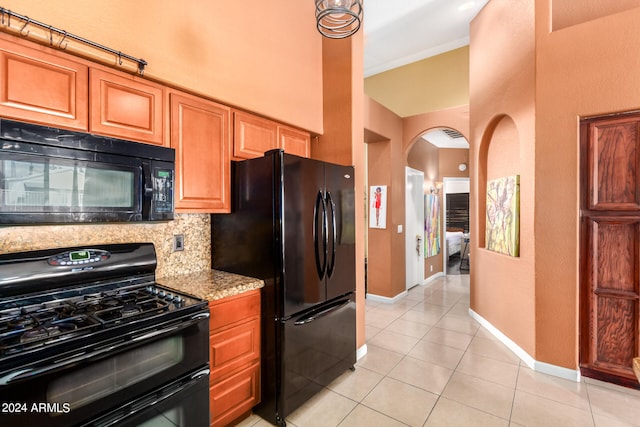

{"left": 315, "top": 0, "right": 363, "bottom": 39}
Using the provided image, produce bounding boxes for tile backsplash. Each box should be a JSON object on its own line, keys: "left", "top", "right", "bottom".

{"left": 0, "top": 214, "right": 211, "bottom": 279}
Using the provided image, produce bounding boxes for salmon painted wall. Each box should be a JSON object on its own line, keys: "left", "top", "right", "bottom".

{"left": 311, "top": 34, "right": 366, "bottom": 350}
{"left": 470, "top": 0, "right": 536, "bottom": 357}
{"left": 0, "top": 0, "right": 323, "bottom": 133}
{"left": 364, "top": 97, "right": 404, "bottom": 298}
{"left": 470, "top": 0, "right": 640, "bottom": 370}
{"left": 364, "top": 100, "right": 470, "bottom": 298}
{"left": 536, "top": 1, "right": 640, "bottom": 368}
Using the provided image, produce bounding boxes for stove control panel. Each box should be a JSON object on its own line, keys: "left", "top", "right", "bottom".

{"left": 146, "top": 285, "right": 188, "bottom": 307}
{"left": 48, "top": 249, "right": 111, "bottom": 266}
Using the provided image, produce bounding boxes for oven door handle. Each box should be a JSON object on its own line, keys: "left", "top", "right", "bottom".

{"left": 0, "top": 311, "right": 210, "bottom": 385}
{"left": 131, "top": 312, "right": 209, "bottom": 342}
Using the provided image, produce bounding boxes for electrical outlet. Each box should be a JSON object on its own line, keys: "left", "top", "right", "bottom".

{"left": 173, "top": 234, "right": 184, "bottom": 252}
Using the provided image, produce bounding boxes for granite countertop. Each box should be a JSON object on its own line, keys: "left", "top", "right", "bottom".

{"left": 157, "top": 270, "right": 264, "bottom": 302}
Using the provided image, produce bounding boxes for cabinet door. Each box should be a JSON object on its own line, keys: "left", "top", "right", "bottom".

{"left": 0, "top": 35, "right": 88, "bottom": 130}
{"left": 90, "top": 68, "right": 164, "bottom": 145}
{"left": 278, "top": 125, "right": 310, "bottom": 158}
{"left": 233, "top": 110, "right": 278, "bottom": 159}
{"left": 210, "top": 362, "right": 260, "bottom": 427}
{"left": 209, "top": 317, "right": 260, "bottom": 383}
{"left": 170, "top": 91, "right": 231, "bottom": 213}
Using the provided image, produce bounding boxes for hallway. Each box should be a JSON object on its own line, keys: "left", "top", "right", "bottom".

{"left": 241, "top": 275, "right": 640, "bottom": 426}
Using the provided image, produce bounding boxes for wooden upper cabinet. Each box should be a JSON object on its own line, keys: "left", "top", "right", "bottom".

{"left": 278, "top": 125, "right": 310, "bottom": 158}
{"left": 0, "top": 35, "right": 88, "bottom": 130}
{"left": 90, "top": 68, "right": 164, "bottom": 145}
{"left": 233, "top": 110, "right": 310, "bottom": 159}
{"left": 233, "top": 110, "right": 278, "bottom": 159}
{"left": 169, "top": 91, "right": 231, "bottom": 213}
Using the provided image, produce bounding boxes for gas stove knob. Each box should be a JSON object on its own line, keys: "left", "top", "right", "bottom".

{"left": 158, "top": 290, "right": 166, "bottom": 298}
{"left": 173, "top": 295, "right": 183, "bottom": 304}
{"left": 165, "top": 293, "right": 173, "bottom": 300}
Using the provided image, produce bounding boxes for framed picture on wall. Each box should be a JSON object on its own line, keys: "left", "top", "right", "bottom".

{"left": 425, "top": 193, "right": 441, "bottom": 257}
{"left": 369, "top": 185, "right": 387, "bottom": 229}
{"left": 486, "top": 174, "right": 520, "bottom": 257}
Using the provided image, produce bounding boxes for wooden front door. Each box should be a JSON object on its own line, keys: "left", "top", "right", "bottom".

{"left": 580, "top": 113, "right": 640, "bottom": 389}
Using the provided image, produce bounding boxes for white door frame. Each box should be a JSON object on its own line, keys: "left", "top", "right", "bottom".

{"left": 405, "top": 167, "right": 425, "bottom": 289}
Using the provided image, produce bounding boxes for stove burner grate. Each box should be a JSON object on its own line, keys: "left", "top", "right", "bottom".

{"left": 0, "top": 285, "right": 174, "bottom": 356}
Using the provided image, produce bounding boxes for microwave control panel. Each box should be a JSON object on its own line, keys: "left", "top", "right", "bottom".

{"left": 153, "top": 168, "right": 174, "bottom": 213}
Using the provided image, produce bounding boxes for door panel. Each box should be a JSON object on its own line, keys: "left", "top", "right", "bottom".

{"left": 170, "top": 91, "right": 230, "bottom": 212}
{"left": 588, "top": 120, "right": 640, "bottom": 210}
{"left": 90, "top": 68, "right": 164, "bottom": 145}
{"left": 581, "top": 114, "right": 640, "bottom": 388}
{"left": 325, "top": 163, "right": 356, "bottom": 300}
{"left": 0, "top": 36, "right": 88, "bottom": 130}
{"left": 281, "top": 296, "right": 355, "bottom": 418}
{"left": 282, "top": 154, "right": 325, "bottom": 317}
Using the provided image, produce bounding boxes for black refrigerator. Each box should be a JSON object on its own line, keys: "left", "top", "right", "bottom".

{"left": 211, "top": 149, "right": 356, "bottom": 426}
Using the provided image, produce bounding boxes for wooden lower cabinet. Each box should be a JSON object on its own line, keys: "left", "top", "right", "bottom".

{"left": 210, "top": 362, "right": 260, "bottom": 427}
{"left": 209, "top": 290, "right": 261, "bottom": 427}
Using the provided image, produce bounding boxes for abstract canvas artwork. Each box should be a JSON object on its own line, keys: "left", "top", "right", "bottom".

{"left": 425, "top": 193, "right": 440, "bottom": 257}
{"left": 486, "top": 175, "right": 520, "bottom": 256}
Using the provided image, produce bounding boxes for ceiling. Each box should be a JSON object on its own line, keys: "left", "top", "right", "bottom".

{"left": 363, "top": 0, "right": 489, "bottom": 77}
{"left": 363, "top": 0, "right": 487, "bottom": 149}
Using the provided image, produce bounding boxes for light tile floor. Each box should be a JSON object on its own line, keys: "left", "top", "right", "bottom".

{"left": 239, "top": 274, "right": 640, "bottom": 427}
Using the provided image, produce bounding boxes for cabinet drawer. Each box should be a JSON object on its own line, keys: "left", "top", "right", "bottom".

{"left": 210, "top": 361, "right": 260, "bottom": 427}
{"left": 209, "top": 290, "right": 260, "bottom": 331}
{"left": 210, "top": 317, "right": 260, "bottom": 382}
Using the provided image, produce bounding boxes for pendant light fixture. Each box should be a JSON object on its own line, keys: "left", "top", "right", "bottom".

{"left": 315, "top": 0, "right": 363, "bottom": 39}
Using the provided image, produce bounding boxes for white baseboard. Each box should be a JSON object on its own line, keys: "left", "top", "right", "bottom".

{"left": 424, "top": 272, "right": 444, "bottom": 285}
{"left": 356, "top": 344, "right": 367, "bottom": 361}
{"left": 367, "top": 273, "right": 444, "bottom": 304}
{"left": 468, "top": 309, "right": 581, "bottom": 383}
{"left": 366, "top": 291, "right": 408, "bottom": 304}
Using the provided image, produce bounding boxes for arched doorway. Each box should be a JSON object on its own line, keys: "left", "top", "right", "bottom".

{"left": 406, "top": 127, "right": 470, "bottom": 283}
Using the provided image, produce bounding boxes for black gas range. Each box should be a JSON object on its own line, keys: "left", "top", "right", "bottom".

{"left": 0, "top": 243, "right": 210, "bottom": 427}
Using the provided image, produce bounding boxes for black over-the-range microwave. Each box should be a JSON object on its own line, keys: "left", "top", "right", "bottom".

{"left": 0, "top": 119, "right": 175, "bottom": 224}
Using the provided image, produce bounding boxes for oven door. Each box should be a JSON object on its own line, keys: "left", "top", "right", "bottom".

{"left": 85, "top": 366, "right": 209, "bottom": 427}
{"left": 0, "top": 311, "right": 209, "bottom": 427}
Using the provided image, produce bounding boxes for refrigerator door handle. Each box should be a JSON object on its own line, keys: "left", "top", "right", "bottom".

{"left": 325, "top": 191, "right": 337, "bottom": 278}
{"left": 293, "top": 298, "right": 350, "bottom": 325}
{"left": 314, "top": 190, "right": 328, "bottom": 280}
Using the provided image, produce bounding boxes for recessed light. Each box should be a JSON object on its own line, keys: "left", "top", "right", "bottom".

{"left": 458, "top": 1, "right": 475, "bottom": 11}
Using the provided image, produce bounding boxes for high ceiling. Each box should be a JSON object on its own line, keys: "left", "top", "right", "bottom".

{"left": 362, "top": 0, "right": 487, "bottom": 148}
{"left": 363, "top": 0, "right": 489, "bottom": 77}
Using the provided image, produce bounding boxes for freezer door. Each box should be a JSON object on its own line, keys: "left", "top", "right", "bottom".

{"left": 324, "top": 163, "right": 356, "bottom": 300}
{"left": 281, "top": 295, "right": 356, "bottom": 419}
{"left": 282, "top": 154, "right": 327, "bottom": 317}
